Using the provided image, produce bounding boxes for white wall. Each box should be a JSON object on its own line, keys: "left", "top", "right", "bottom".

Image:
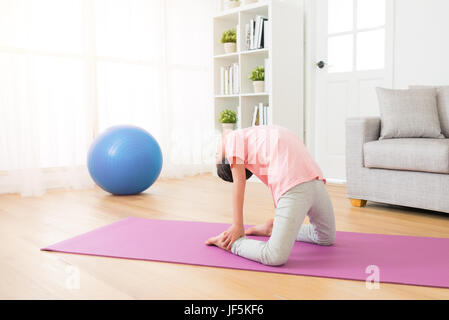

{"left": 393, "top": 0, "right": 449, "bottom": 88}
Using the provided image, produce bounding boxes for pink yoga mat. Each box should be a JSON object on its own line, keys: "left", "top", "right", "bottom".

{"left": 42, "top": 217, "right": 449, "bottom": 288}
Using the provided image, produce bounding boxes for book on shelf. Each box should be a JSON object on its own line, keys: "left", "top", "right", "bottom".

{"left": 262, "top": 20, "right": 271, "bottom": 48}
{"left": 220, "top": 63, "right": 240, "bottom": 96}
{"left": 224, "top": 67, "right": 229, "bottom": 95}
{"left": 220, "top": 67, "right": 225, "bottom": 95}
{"left": 251, "top": 105, "right": 258, "bottom": 126}
{"left": 233, "top": 63, "right": 239, "bottom": 94}
{"left": 245, "top": 16, "right": 268, "bottom": 51}
{"left": 245, "top": 23, "right": 250, "bottom": 51}
{"left": 263, "top": 106, "right": 266, "bottom": 125}
{"left": 268, "top": 104, "right": 272, "bottom": 125}
{"left": 254, "top": 18, "right": 260, "bottom": 50}
{"left": 237, "top": 105, "right": 242, "bottom": 129}
{"left": 229, "top": 64, "right": 233, "bottom": 95}
{"left": 255, "top": 15, "right": 268, "bottom": 49}
{"left": 251, "top": 103, "right": 271, "bottom": 126}
{"left": 249, "top": 19, "right": 255, "bottom": 50}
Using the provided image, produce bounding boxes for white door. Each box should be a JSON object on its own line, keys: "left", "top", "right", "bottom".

{"left": 314, "top": 0, "right": 393, "bottom": 181}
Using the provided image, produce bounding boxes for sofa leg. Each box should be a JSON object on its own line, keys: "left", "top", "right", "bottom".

{"left": 350, "top": 199, "right": 367, "bottom": 207}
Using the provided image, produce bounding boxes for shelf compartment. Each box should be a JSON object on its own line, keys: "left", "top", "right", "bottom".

{"left": 240, "top": 51, "right": 269, "bottom": 94}
{"left": 213, "top": 56, "right": 240, "bottom": 96}
{"left": 240, "top": 94, "right": 270, "bottom": 128}
{"left": 213, "top": 13, "right": 239, "bottom": 56}
{"left": 215, "top": 98, "right": 239, "bottom": 130}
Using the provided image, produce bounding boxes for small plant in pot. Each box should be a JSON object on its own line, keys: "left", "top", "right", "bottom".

{"left": 219, "top": 109, "right": 237, "bottom": 131}
{"left": 221, "top": 28, "right": 237, "bottom": 54}
{"left": 224, "top": 0, "right": 241, "bottom": 10}
{"left": 249, "top": 66, "right": 265, "bottom": 93}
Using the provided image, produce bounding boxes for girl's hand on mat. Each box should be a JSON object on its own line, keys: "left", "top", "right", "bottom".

{"left": 205, "top": 225, "right": 244, "bottom": 252}
{"left": 222, "top": 224, "right": 245, "bottom": 251}
{"left": 205, "top": 232, "right": 228, "bottom": 250}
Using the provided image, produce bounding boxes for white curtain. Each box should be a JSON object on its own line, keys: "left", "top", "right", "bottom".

{"left": 0, "top": 0, "right": 218, "bottom": 196}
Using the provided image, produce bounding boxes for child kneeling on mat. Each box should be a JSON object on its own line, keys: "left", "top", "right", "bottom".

{"left": 206, "top": 125, "right": 336, "bottom": 266}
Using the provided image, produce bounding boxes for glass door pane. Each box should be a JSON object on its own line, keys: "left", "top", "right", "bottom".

{"left": 356, "top": 29, "right": 385, "bottom": 71}
{"left": 328, "top": 34, "right": 354, "bottom": 73}
{"left": 326, "top": 0, "right": 386, "bottom": 73}
{"left": 328, "top": 0, "right": 353, "bottom": 34}
{"left": 357, "top": 0, "right": 386, "bottom": 29}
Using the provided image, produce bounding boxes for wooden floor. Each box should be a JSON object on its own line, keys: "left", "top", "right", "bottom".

{"left": 1, "top": 174, "right": 448, "bottom": 300}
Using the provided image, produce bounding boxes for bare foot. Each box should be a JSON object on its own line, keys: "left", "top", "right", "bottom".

{"left": 245, "top": 218, "right": 274, "bottom": 237}
{"left": 205, "top": 232, "right": 229, "bottom": 251}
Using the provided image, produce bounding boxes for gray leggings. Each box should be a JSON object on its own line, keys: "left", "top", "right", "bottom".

{"left": 231, "top": 179, "right": 336, "bottom": 266}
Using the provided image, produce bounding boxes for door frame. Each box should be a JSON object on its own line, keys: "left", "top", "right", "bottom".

{"left": 304, "top": 0, "right": 396, "bottom": 183}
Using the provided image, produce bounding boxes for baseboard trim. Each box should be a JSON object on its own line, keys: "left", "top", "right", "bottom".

{"left": 326, "top": 178, "right": 347, "bottom": 185}
{"left": 249, "top": 177, "right": 347, "bottom": 185}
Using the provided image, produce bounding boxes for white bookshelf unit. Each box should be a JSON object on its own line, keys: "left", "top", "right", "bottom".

{"left": 213, "top": 0, "right": 304, "bottom": 139}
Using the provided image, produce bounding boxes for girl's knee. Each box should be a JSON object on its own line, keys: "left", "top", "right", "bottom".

{"left": 261, "top": 248, "right": 290, "bottom": 266}
{"left": 317, "top": 230, "right": 336, "bottom": 246}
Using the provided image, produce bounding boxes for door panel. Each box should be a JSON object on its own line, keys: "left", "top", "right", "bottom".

{"left": 314, "top": 0, "right": 393, "bottom": 181}
{"left": 326, "top": 81, "right": 349, "bottom": 156}
{"left": 328, "top": 34, "right": 354, "bottom": 73}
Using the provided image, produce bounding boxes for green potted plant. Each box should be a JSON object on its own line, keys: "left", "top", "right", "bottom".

{"left": 221, "top": 28, "right": 237, "bottom": 54}
{"left": 219, "top": 109, "right": 237, "bottom": 131}
{"left": 249, "top": 66, "right": 265, "bottom": 93}
{"left": 224, "top": 0, "right": 241, "bottom": 10}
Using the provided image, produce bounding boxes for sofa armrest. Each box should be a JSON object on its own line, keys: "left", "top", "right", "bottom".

{"left": 346, "top": 117, "right": 381, "bottom": 170}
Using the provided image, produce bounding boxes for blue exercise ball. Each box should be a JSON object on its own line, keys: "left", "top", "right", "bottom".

{"left": 87, "top": 125, "right": 163, "bottom": 195}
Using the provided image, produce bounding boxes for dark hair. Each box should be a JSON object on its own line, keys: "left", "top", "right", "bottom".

{"left": 216, "top": 162, "right": 253, "bottom": 182}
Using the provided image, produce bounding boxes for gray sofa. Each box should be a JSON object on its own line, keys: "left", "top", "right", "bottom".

{"left": 346, "top": 86, "right": 449, "bottom": 213}
{"left": 345, "top": 117, "right": 449, "bottom": 213}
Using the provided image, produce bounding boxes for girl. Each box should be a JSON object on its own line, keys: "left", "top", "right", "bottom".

{"left": 206, "top": 125, "right": 336, "bottom": 266}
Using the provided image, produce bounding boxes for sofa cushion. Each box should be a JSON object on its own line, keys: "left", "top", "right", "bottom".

{"left": 376, "top": 87, "right": 444, "bottom": 139}
{"left": 410, "top": 86, "right": 449, "bottom": 138}
{"left": 364, "top": 138, "right": 449, "bottom": 174}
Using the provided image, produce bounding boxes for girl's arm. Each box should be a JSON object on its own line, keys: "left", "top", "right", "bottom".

{"left": 221, "top": 162, "right": 247, "bottom": 251}
{"left": 230, "top": 163, "right": 246, "bottom": 227}
{"left": 205, "top": 157, "right": 247, "bottom": 251}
